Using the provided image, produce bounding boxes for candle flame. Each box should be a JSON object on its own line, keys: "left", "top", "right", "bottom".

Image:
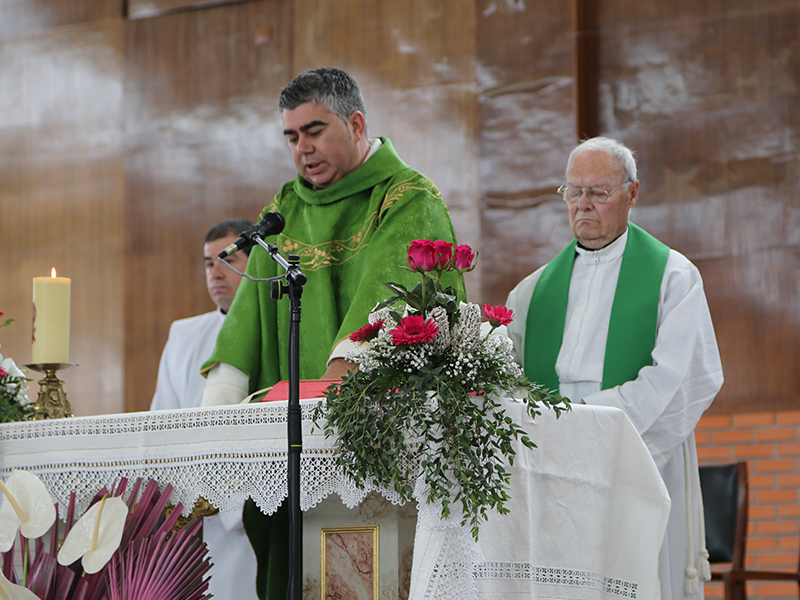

{"left": 51, "top": 267, "right": 57, "bottom": 278}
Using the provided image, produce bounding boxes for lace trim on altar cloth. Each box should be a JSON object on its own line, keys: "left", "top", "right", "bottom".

{"left": 474, "top": 562, "right": 639, "bottom": 599}
{"left": 0, "top": 401, "right": 414, "bottom": 521}
{"left": 0, "top": 403, "right": 319, "bottom": 440}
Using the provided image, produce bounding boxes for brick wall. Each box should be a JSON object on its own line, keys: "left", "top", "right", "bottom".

{"left": 696, "top": 410, "right": 800, "bottom": 600}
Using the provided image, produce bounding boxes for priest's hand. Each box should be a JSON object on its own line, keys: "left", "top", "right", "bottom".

{"left": 322, "top": 358, "right": 356, "bottom": 380}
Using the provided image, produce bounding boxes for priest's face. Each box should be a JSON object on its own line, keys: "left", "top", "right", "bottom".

{"left": 566, "top": 149, "right": 639, "bottom": 250}
{"left": 282, "top": 101, "right": 367, "bottom": 189}
{"left": 204, "top": 235, "right": 249, "bottom": 313}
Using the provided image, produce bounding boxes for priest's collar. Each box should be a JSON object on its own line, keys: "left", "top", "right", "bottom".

{"left": 575, "top": 227, "right": 628, "bottom": 263}
{"left": 365, "top": 137, "right": 382, "bottom": 160}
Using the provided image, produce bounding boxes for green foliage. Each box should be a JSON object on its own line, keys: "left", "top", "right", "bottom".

{"left": 1, "top": 312, "right": 32, "bottom": 423}
{"left": 315, "top": 240, "right": 570, "bottom": 539}
{"left": 0, "top": 373, "right": 32, "bottom": 423}
{"left": 314, "top": 335, "right": 569, "bottom": 541}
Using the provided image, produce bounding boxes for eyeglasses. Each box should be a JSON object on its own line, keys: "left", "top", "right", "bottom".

{"left": 557, "top": 181, "right": 631, "bottom": 204}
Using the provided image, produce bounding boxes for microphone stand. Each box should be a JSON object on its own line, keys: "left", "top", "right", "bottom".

{"left": 254, "top": 237, "right": 306, "bottom": 600}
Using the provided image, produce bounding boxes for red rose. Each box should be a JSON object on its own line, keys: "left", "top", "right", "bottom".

{"left": 349, "top": 320, "right": 384, "bottom": 343}
{"left": 482, "top": 304, "right": 514, "bottom": 327}
{"left": 433, "top": 240, "right": 453, "bottom": 269}
{"left": 0, "top": 366, "right": 7, "bottom": 379}
{"left": 453, "top": 244, "right": 477, "bottom": 271}
{"left": 390, "top": 315, "right": 439, "bottom": 346}
{"left": 408, "top": 240, "right": 438, "bottom": 272}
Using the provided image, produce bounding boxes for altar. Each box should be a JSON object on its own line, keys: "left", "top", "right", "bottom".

{"left": 0, "top": 399, "right": 669, "bottom": 600}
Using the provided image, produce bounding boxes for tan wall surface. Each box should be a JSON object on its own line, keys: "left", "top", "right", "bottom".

{"left": 0, "top": 0, "right": 797, "bottom": 415}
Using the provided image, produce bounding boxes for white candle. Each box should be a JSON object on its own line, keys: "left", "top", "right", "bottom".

{"left": 32, "top": 268, "right": 71, "bottom": 364}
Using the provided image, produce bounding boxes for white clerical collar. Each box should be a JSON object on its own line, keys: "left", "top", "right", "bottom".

{"left": 574, "top": 226, "right": 629, "bottom": 265}
{"left": 364, "top": 137, "right": 382, "bottom": 162}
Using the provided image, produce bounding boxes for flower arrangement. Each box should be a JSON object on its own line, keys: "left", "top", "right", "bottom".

{"left": 316, "top": 240, "right": 570, "bottom": 539}
{"left": 0, "top": 312, "right": 32, "bottom": 424}
{"left": 0, "top": 470, "right": 212, "bottom": 600}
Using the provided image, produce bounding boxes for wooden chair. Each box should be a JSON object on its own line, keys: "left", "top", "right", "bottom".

{"left": 700, "top": 461, "right": 800, "bottom": 600}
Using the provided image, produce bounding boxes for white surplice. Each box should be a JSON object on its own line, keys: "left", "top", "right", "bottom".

{"left": 151, "top": 309, "right": 260, "bottom": 600}
{"left": 506, "top": 226, "right": 724, "bottom": 600}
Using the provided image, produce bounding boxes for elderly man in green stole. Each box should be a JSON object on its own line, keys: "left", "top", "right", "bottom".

{"left": 200, "top": 68, "right": 462, "bottom": 599}
{"left": 506, "top": 137, "right": 723, "bottom": 600}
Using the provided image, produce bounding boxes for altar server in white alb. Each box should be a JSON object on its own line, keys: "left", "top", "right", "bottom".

{"left": 150, "top": 218, "right": 259, "bottom": 600}
{"left": 506, "top": 137, "right": 724, "bottom": 600}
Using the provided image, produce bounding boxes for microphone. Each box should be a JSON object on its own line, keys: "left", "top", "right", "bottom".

{"left": 218, "top": 212, "right": 286, "bottom": 259}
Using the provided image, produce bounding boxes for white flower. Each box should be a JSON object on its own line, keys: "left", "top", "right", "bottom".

{"left": 0, "top": 354, "right": 25, "bottom": 380}
{"left": 0, "top": 354, "right": 30, "bottom": 405}
{"left": 0, "top": 570, "right": 40, "bottom": 600}
{"left": 0, "top": 470, "right": 57, "bottom": 552}
{"left": 368, "top": 307, "right": 394, "bottom": 326}
{"left": 427, "top": 306, "right": 451, "bottom": 355}
{"left": 480, "top": 321, "right": 507, "bottom": 340}
{"left": 451, "top": 303, "right": 482, "bottom": 353}
{"left": 58, "top": 495, "right": 128, "bottom": 574}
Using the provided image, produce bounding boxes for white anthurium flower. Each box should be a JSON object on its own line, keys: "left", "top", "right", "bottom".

{"left": 0, "top": 470, "right": 57, "bottom": 552}
{"left": 0, "top": 570, "right": 40, "bottom": 600}
{"left": 57, "top": 495, "right": 128, "bottom": 574}
{"left": 0, "top": 354, "right": 30, "bottom": 405}
{"left": 0, "top": 354, "right": 26, "bottom": 380}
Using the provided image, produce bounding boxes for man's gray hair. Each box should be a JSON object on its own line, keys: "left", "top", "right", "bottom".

{"left": 567, "top": 137, "right": 638, "bottom": 183}
{"left": 278, "top": 67, "right": 367, "bottom": 127}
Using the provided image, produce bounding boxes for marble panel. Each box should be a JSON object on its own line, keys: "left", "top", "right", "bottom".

{"left": 303, "top": 492, "right": 417, "bottom": 600}
{"left": 322, "top": 526, "right": 378, "bottom": 600}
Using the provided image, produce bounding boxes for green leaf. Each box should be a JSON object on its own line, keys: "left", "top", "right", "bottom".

{"left": 311, "top": 292, "right": 571, "bottom": 540}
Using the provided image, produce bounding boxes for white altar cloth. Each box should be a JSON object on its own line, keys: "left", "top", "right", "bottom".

{"left": 0, "top": 401, "right": 669, "bottom": 600}
{"left": 412, "top": 402, "right": 671, "bottom": 600}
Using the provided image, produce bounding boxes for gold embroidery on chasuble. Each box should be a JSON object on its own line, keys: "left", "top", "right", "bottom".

{"left": 279, "top": 174, "right": 441, "bottom": 272}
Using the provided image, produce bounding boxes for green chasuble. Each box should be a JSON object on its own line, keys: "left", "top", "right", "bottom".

{"left": 524, "top": 223, "right": 670, "bottom": 393}
{"left": 203, "top": 138, "right": 461, "bottom": 600}
{"left": 203, "top": 137, "right": 461, "bottom": 390}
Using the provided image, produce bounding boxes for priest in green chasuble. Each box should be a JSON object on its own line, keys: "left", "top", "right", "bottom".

{"left": 200, "top": 68, "right": 462, "bottom": 599}
{"left": 506, "top": 137, "right": 723, "bottom": 600}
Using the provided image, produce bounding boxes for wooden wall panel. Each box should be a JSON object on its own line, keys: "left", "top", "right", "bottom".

{"left": 0, "top": 0, "right": 120, "bottom": 42}
{"left": 0, "top": 17, "right": 125, "bottom": 416}
{"left": 123, "top": 0, "right": 294, "bottom": 412}
{"left": 476, "top": 0, "right": 576, "bottom": 304}
{"left": 290, "top": 0, "right": 483, "bottom": 299}
{"left": 128, "top": 0, "right": 255, "bottom": 20}
{"left": 292, "top": 0, "right": 475, "bottom": 90}
{"left": 0, "top": 0, "right": 797, "bottom": 417}
{"left": 584, "top": 0, "right": 800, "bottom": 413}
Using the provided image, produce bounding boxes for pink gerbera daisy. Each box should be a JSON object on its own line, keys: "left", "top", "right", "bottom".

{"left": 390, "top": 315, "right": 439, "bottom": 346}
{"left": 482, "top": 304, "right": 514, "bottom": 327}
{"left": 349, "top": 319, "right": 385, "bottom": 343}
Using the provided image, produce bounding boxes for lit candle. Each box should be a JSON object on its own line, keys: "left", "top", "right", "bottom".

{"left": 32, "top": 268, "right": 71, "bottom": 364}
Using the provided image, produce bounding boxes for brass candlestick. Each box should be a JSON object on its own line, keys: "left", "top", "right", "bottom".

{"left": 24, "top": 363, "right": 77, "bottom": 420}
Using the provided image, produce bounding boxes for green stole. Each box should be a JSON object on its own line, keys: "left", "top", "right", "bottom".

{"left": 524, "top": 223, "right": 669, "bottom": 392}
